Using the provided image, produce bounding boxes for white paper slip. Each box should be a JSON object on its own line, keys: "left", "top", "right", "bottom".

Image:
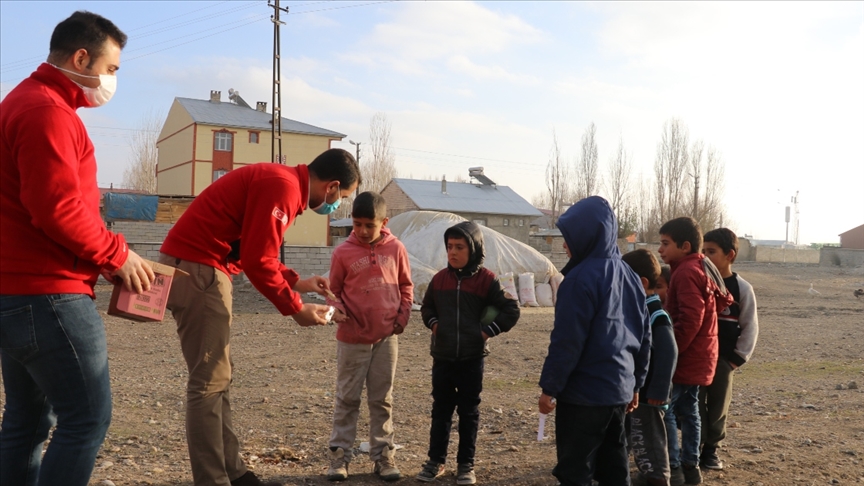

{"left": 537, "top": 413, "right": 547, "bottom": 441}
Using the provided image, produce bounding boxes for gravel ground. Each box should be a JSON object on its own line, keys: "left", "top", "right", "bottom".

{"left": 2, "top": 262, "right": 863, "bottom": 486}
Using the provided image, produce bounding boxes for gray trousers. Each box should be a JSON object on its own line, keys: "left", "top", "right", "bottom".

{"left": 629, "top": 404, "right": 671, "bottom": 483}
{"left": 699, "top": 357, "right": 735, "bottom": 448}
{"left": 329, "top": 336, "right": 398, "bottom": 462}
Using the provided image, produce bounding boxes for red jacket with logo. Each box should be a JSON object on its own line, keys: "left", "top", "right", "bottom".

{"left": 0, "top": 63, "right": 130, "bottom": 296}
{"left": 160, "top": 163, "right": 310, "bottom": 315}
{"left": 667, "top": 252, "right": 734, "bottom": 386}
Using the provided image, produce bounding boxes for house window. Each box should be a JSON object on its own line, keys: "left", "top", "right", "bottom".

{"left": 215, "top": 132, "right": 233, "bottom": 151}
{"left": 503, "top": 218, "right": 510, "bottom": 226}
{"left": 249, "top": 131, "right": 259, "bottom": 144}
{"left": 213, "top": 169, "right": 228, "bottom": 182}
{"left": 473, "top": 219, "right": 486, "bottom": 227}
{"left": 518, "top": 219, "right": 524, "bottom": 227}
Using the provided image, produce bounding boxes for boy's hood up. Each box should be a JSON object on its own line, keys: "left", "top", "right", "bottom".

{"left": 444, "top": 221, "right": 485, "bottom": 276}
{"left": 557, "top": 196, "right": 620, "bottom": 274}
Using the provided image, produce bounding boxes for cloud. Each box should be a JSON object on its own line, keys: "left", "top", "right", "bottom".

{"left": 447, "top": 55, "right": 540, "bottom": 85}
{"left": 342, "top": 2, "right": 545, "bottom": 76}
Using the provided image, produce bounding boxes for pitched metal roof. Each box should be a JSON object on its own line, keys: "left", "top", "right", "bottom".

{"left": 175, "top": 97, "right": 345, "bottom": 138}
{"left": 388, "top": 178, "right": 542, "bottom": 217}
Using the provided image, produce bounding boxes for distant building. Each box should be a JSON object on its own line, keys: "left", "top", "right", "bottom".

{"left": 839, "top": 223, "right": 864, "bottom": 249}
{"left": 380, "top": 169, "right": 542, "bottom": 243}
{"left": 155, "top": 89, "right": 345, "bottom": 246}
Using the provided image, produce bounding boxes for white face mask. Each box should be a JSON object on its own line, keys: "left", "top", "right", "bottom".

{"left": 50, "top": 64, "right": 117, "bottom": 107}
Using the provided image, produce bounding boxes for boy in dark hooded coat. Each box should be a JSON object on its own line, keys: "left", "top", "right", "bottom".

{"left": 539, "top": 196, "right": 651, "bottom": 486}
{"left": 417, "top": 221, "right": 520, "bottom": 485}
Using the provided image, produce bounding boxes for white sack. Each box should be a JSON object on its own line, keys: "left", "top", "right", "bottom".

{"left": 535, "top": 283, "right": 554, "bottom": 307}
{"left": 518, "top": 272, "right": 539, "bottom": 307}
{"left": 499, "top": 272, "right": 518, "bottom": 301}
{"left": 550, "top": 273, "right": 565, "bottom": 305}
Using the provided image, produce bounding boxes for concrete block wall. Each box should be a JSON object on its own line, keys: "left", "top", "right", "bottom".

{"left": 820, "top": 247, "right": 864, "bottom": 267}
{"left": 752, "top": 247, "right": 819, "bottom": 264}
{"left": 110, "top": 221, "right": 174, "bottom": 243}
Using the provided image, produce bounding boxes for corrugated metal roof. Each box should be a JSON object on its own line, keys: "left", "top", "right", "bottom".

{"left": 176, "top": 97, "right": 345, "bottom": 138}
{"left": 390, "top": 178, "right": 542, "bottom": 217}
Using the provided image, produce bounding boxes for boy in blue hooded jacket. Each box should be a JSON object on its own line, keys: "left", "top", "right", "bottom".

{"left": 538, "top": 196, "right": 651, "bottom": 486}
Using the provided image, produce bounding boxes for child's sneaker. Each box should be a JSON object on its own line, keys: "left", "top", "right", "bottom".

{"left": 682, "top": 463, "right": 702, "bottom": 484}
{"left": 699, "top": 446, "right": 724, "bottom": 470}
{"left": 373, "top": 456, "right": 402, "bottom": 482}
{"left": 669, "top": 466, "right": 685, "bottom": 486}
{"left": 415, "top": 460, "right": 445, "bottom": 482}
{"left": 456, "top": 463, "right": 476, "bottom": 485}
{"left": 327, "top": 447, "right": 349, "bottom": 481}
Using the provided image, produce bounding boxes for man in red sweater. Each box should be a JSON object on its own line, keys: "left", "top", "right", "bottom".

{"left": 0, "top": 11, "right": 154, "bottom": 486}
{"left": 158, "top": 148, "right": 359, "bottom": 486}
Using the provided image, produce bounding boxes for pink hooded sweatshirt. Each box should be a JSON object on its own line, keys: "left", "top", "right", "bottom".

{"left": 326, "top": 227, "right": 414, "bottom": 344}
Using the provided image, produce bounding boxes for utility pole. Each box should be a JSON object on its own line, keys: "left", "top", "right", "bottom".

{"left": 269, "top": 0, "right": 288, "bottom": 263}
{"left": 349, "top": 140, "right": 361, "bottom": 196}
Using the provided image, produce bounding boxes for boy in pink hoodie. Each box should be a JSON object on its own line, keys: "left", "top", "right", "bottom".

{"left": 325, "top": 192, "right": 414, "bottom": 482}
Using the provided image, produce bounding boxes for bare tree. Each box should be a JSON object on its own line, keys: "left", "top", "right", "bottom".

{"left": 634, "top": 172, "right": 657, "bottom": 243}
{"left": 361, "top": 112, "right": 398, "bottom": 193}
{"left": 545, "top": 129, "right": 569, "bottom": 224}
{"left": 686, "top": 144, "right": 726, "bottom": 230}
{"left": 604, "top": 136, "right": 636, "bottom": 237}
{"left": 574, "top": 122, "right": 600, "bottom": 201}
{"left": 122, "top": 110, "right": 163, "bottom": 193}
{"left": 653, "top": 118, "right": 690, "bottom": 223}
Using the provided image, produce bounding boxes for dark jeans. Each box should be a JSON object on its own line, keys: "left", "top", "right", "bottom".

{"left": 664, "top": 384, "right": 701, "bottom": 468}
{"left": 0, "top": 294, "right": 112, "bottom": 486}
{"left": 427, "top": 357, "right": 483, "bottom": 465}
{"left": 553, "top": 402, "right": 630, "bottom": 486}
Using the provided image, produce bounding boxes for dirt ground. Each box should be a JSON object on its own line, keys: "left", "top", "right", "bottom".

{"left": 2, "top": 262, "right": 863, "bottom": 486}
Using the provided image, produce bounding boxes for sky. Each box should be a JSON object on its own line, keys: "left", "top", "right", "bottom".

{"left": 1, "top": 1, "right": 862, "bottom": 244}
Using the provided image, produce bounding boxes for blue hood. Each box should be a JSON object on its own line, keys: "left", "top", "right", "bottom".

{"left": 557, "top": 196, "right": 620, "bottom": 274}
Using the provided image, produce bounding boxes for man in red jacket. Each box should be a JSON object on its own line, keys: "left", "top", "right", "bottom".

{"left": 158, "top": 148, "right": 359, "bottom": 486}
{"left": 0, "top": 11, "right": 154, "bottom": 486}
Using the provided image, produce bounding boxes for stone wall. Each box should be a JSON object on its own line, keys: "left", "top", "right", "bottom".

{"left": 752, "top": 247, "right": 819, "bottom": 264}
{"left": 820, "top": 247, "right": 864, "bottom": 267}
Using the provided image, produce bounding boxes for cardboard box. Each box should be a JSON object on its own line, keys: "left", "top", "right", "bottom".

{"left": 108, "top": 260, "right": 188, "bottom": 322}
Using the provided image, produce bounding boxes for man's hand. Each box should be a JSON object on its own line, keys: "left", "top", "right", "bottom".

{"left": 111, "top": 250, "right": 155, "bottom": 294}
{"left": 431, "top": 323, "right": 438, "bottom": 336}
{"left": 393, "top": 323, "right": 404, "bottom": 335}
{"left": 293, "top": 275, "right": 331, "bottom": 297}
{"left": 626, "top": 392, "right": 639, "bottom": 414}
{"left": 292, "top": 303, "right": 329, "bottom": 327}
{"left": 647, "top": 398, "right": 666, "bottom": 406}
{"left": 482, "top": 331, "right": 490, "bottom": 341}
{"left": 539, "top": 393, "right": 557, "bottom": 414}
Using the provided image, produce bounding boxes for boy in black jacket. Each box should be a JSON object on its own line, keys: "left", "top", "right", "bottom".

{"left": 417, "top": 222, "right": 520, "bottom": 485}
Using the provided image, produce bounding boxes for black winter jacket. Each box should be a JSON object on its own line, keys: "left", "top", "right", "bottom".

{"left": 420, "top": 222, "right": 520, "bottom": 361}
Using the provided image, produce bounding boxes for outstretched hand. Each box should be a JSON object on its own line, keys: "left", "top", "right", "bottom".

{"left": 293, "top": 275, "right": 332, "bottom": 297}
{"left": 293, "top": 303, "right": 329, "bottom": 327}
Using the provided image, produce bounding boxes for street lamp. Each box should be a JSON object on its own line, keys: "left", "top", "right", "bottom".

{"left": 349, "top": 140, "right": 361, "bottom": 195}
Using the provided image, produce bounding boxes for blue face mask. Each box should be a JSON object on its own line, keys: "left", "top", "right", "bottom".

{"left": 313, "top": 198, "right": 340, "bottom": 215}
{"left": 311, "top": 183, "right": 341, "bottom": 215}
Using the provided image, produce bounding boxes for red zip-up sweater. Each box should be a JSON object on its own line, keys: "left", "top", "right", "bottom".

{"left": 0, "top": 63, "right": 129, "bottom": 296}
{"left": 667, "top": 252, "right": 733, "bottom": 386}
{"left": 160, "top": 163, "right": 310, "bottom": 315}
{"left": 326, "top": 228, "right": 413, "bottom": 344}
